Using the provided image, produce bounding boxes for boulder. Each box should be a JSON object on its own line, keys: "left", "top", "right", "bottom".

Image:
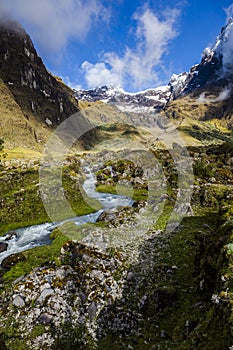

{"left": 0, "top": 242, "right": 8, "bottom": 253}
{"left": 12, "top": 295, "right": 25, "bottom": 308}
{"left": 37, "top": 288, "right": 54, "bottom": 304}
{"left": 38, "top": 313, "right": 53, "bottom": 324}
{"left": 1, "top": 252, "right": 26, "bottom": 269}
{"left": 97, "top": 209, "right": 118, "bottom": 223}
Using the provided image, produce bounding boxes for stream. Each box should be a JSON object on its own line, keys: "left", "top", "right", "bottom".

{"left": 0, "top": 167, "right": 134, "bottom": 265}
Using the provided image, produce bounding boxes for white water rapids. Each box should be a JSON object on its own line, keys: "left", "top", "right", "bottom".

{"left": 0, "top": 168, "right": 133, "bottom": 264}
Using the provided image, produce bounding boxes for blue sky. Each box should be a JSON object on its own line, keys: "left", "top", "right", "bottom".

{"left": 1, "top": 0, "right": 233, "bottom": 92}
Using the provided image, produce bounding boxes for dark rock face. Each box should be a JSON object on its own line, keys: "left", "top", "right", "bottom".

{"left": 0, "top": 242, "right": 8, "bottom": 252}
{"left": 185, "top": 19, "right": 233, "bottom": 92}
{"left": 184, "top": 53, "right": 223, "bottom": 93}
{"left": 0, "top": 18, "right": 79, "bottom": 125}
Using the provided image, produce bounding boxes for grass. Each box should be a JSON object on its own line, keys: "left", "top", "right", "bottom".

{"left": 4, "top": 147, "right": 42, "bottom": 160}
{"left": 0, "top": 164, "right": 101, "bottom": 235}
{"left": 96, "top": 184, "right": 148, "bottom": 202}
{"left": 2, "top": 229, "right": 68, "bottom": 283}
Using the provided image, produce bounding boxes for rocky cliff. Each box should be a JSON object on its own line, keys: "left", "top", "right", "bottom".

{"left": 0, "top": 18, "right": 95, "bottom": 150}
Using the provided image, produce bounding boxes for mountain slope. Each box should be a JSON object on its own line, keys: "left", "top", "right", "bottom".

{"left": 0, "top": 19, "right": 95, "bottom": 151}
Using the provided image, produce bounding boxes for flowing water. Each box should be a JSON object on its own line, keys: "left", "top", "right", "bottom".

{"left": 0, "top": 167, "right": 133, "bottom": 264}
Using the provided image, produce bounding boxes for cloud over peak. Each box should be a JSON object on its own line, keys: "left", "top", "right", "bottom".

{"left": 82, "top": 7, "right": 180, "bottom": 91}
{"left": 0, "top": 0, "right": 106, "bottom": 54}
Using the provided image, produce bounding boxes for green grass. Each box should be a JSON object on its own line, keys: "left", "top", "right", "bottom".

{"left": 96, "top": 184, "right": 148, "bottom": 202}
{"left": 2, "top": 229, "right": 69, "bottom": 283}
{"left": 0, "top": 165, "right": 101, "bottom": 235}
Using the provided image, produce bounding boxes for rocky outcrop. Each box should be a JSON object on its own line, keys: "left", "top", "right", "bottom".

{"left": 0, "top": 18, "right": 79, "bottom": 125}
{"left": 96, "top": 159, "right": 148, "bottom": 190}
{"left": 0, "top": 18, "right": 98, "bottom": 150}
{"left": 0, "top": 242, "right": 132, "bottom": 349}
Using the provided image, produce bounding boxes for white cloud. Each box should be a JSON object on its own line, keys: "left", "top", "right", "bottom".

{"left": 0, "top": 0, "right": 106, "bottom": 54}
{"left": 81, "top": 61, "right": 123, "bottom": 88}
{"left": 225, "top": 3, "right": 233, "bottom": 21}
{"left": 82, "top": 7, "right": 180, "bottom": 91}
{"left": 220, "top": 4, "right": 233, "bottom": 74}
{"left": 197, "top": 88, "right": 231, "bottom": 103}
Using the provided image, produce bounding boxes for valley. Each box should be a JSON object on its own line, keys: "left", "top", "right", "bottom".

{"left": 0, "top": 15, "right": 233, "bottom": 350}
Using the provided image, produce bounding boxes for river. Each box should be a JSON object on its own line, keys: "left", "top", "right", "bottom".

{"left": 0, "top": 167, "right": 134, "bottom": 264}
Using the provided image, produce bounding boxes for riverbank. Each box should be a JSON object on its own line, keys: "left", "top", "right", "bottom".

{"left": 0, "top": 156, "right": 100, "bottom": 234}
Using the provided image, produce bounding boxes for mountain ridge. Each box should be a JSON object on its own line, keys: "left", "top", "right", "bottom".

{"left": 75, "top": 17, "right": 233, "bottom": 129}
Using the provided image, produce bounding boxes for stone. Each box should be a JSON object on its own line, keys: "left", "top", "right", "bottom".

{"left": 0, "top": 242, "right": 8, "bottom": 252}
{"left": 88, "top": 301, "right": 97, "bottom": 320}
{"left": 126, "top": 272, "right": 135, "bottom": 282}
{"left": 37, "top": 288, "right": 54, "bottom": 304}
{"left": 38, "top": 313, "right": 53, "bottom": 324}
{"left": 12, "top": 275, "right": 25, "bottom": 286}
{"left": 97, "top": 209, "right": 118, "bottom": 223}
{"left": 12, "top": 295, "right": 25, "bottom": 308}
{"left": 4, "top": 232, "right": 18, "bottom": 241}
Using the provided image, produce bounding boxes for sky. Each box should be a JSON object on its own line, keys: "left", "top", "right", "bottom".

{"left": 0, "top": 0, "right": 233, "bottom": 92}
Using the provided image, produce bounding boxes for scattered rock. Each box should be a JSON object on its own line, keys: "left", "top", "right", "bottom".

{"left": 12, "top": 295, "right": 25, "bottom": 308}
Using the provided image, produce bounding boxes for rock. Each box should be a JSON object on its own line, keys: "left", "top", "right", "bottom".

{"left": 12, "top": 295, "right": 25, "bottom": 308}
{"left": 88, "top": 301, "right": 97, "bottom": 320}
{"left": 37, "top": 288, "right": 54, "bottom": 304}
{"left": 96, "top": 209, "right": 118, "bottom": 223}
{"left": 12, "top": 275, "right": 25, "bottom": 286}
{"left": 0, "top": 242, "right": 8, "bottom": 252}
{"left": 133, "top": 177, "right": 145, "bottom": 186}
{"left": 4, "top": 232, "right": 18, "bottom": 241}
{"left": 40, "top": 282, "right": 51, "bottom": 291}
{"left": 126, "top": 272, "right": 135, "bottom": 282}
{"left": 160, "top": 330, "right": 169, "bottom": 338}
{"left": 1, "top": 252, "right": 26, "bottom": 269}
{"left": 38, "top": 313, "right": 53, "bottom": 324}
{"left": 149, "top": 346, "right": 157, "bottom": 350}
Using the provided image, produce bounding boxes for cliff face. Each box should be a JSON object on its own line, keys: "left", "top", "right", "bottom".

{"left": 0, "top": 19, "right": 80, "bottom": 125}
{"left": 0, "top": 18, "right": 97, "bottom": 150}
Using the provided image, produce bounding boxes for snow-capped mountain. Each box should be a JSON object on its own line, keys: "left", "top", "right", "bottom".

{"left": 75, "top": 72, "right": 191, "bottom": 113}
{"left": 75, "top": 17, "right": 233, "bottom": 113}
{"left": 185, "top": 17, "right": 233, "bottom": 92}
